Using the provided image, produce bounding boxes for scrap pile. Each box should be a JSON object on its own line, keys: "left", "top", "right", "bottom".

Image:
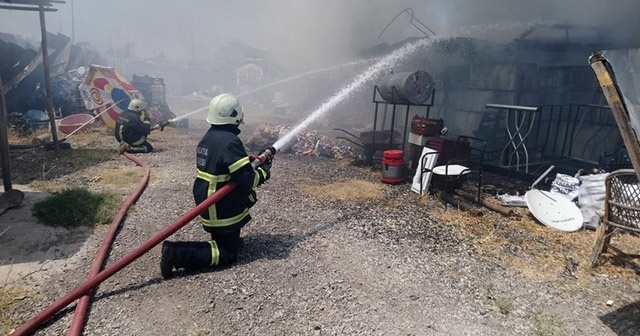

{"left": 246, "top": 124, "right": 359, "bottom": 159}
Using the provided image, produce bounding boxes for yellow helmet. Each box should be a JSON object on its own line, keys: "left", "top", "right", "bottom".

{"left": 128, "top": 99, "right": 147, "bottom": 112}
{"left": 206, "top": 93, "right": 244, "bottom": 125}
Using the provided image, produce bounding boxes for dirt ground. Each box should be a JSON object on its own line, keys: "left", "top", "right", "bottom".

{"left": 1, "top": 96, "right": 640, "bottom": 336}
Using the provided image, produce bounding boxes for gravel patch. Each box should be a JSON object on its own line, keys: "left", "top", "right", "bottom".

{"left": 7, "top": 119, "right": 640, "bottom": 336}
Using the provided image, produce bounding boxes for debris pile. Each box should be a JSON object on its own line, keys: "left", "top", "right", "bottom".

{"left": 246, "top": 124, "right": 359, "bottom": 159}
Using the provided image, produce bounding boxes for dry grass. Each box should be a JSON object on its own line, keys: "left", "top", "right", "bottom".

{"left": 88, "top": 166, "right": 145, "bottom": 187}
{"left": 0, "top": 285, "right": 34, "bottom": 335}
{"left": 531, "top": 313, "right": 569, "bottom": 336}
{"left": 300, "top": 178, "right": 385, "bottom": 200}
{"left": 422, "top": 194, "right": 640, "bottom": 282}
{"left": 64, "top": 126, "right": 114, "bottom": 148}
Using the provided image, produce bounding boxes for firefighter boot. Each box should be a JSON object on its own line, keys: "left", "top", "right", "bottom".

{"left": 117, "top": 142, "right": 130, "bottom": 155}
{"left": 160, "top": 241, "right": 213, "bottom": 279}
{"left": 127, "top": 145, "right": 149, "bottom": 154}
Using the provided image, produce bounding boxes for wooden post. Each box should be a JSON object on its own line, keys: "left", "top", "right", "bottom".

{"left": 0, "top": 70, "right": 12, "bottom": 191}
{"left": 454, "top": 189, "right": 518, "bottom": 217}
{"left": 441, "top": 193, "right": 483, "bottom": 217}
{"left": 589, "top": 52, "right": 640, "bottom": 178}
{"left": 39, "top": 4, "right": 61, "bottom": 150}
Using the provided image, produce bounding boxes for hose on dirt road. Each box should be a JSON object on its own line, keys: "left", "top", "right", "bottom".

{"left": 68, "top": 152, "right": 150, "bottom": 336}
{"left": 12, "top": 146, "right": 277, "bottom": 335}
{"left": 10, "top": 156, "right": 237, "bottom": 336}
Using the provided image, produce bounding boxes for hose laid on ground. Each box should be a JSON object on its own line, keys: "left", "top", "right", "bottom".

{"left": 10, "top": 171, "right": 237, "bottom": 336}
{"left": 67, "top": 152, "right": 151, "bottom": 336}
{"left": 12, "top": 147, "right": 276, "bottom": 335}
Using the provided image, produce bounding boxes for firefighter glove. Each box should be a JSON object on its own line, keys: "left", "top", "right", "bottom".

{"left": 257, "top": 165, "right": 270, "bottom": 185}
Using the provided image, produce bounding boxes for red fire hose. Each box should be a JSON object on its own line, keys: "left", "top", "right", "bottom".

{"left": 10, "top": 172, "right": 237, "bottom": 336}
{"left": 11, "top": 146, "right": 276, "bottom": 335}
{"left": 67, "top": 153, "right": 150, "bottom": 336}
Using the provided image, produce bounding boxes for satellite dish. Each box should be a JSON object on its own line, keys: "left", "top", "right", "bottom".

{"left": 77, "top": 66, "right": 87, "bottom": 76}
{"left": 525, "top": 190, "right": 583, "bottom": 232}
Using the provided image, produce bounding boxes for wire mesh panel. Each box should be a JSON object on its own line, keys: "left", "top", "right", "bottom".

{"left": 607, "top": 169, "right": 640, "bottom": 230}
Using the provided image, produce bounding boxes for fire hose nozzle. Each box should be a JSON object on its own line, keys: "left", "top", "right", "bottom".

{"left": 251, "top": 146, "right": 277, "bottom": 168}
{"left": 158, "top": 120, "right": 173, "bottom": 131}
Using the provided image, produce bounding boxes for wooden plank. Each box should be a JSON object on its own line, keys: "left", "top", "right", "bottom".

{"left": 589, "top": 52, "right": 640, "bottom": 178}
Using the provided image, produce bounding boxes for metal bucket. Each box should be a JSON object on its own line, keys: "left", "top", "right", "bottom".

{"left": 378, "top": 71, "right": 434, "bottom": 105}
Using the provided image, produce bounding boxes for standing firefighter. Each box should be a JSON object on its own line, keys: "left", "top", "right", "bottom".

{"left": 115, "top": 99, "right": 159, "bottom": 154}
{"left": 160, "top": 93, "right": 271, "bottom": 279}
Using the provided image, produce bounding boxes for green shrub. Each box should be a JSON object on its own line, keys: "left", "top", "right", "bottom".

{"left": 32, "top": 188, "right": 121, "bottom": 227}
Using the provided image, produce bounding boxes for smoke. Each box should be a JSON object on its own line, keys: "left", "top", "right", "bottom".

{"left": 1, "top": 0, "right": 639, "bottom": 65}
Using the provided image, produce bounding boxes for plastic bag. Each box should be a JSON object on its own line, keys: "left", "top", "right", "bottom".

{"left": 578, "top": 173, "right": 608, "bottom": 230}
{"left": 550, "top": 173, "right": 580, "bottom": 201}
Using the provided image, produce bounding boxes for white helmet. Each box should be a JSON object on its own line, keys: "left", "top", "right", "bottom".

{"left": 128, "top": 99, "right": 147, "bottom": 112}
{"left": 206, "top": 93, "right": 244, "bottom": 125}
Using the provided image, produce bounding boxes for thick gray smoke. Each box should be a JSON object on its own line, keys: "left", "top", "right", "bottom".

{"left": 1, "top": 0, "right": 639, "bottom": 66}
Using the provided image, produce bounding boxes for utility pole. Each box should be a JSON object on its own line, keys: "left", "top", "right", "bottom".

{"left": 71, "top": 0, "right": 75, "bottom": 43}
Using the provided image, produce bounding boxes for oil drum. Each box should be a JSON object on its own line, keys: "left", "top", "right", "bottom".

{"left": 378, "top": 71, "right": 435, "bottom": 105}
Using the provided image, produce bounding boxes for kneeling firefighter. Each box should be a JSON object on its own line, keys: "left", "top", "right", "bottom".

{"left": 160, "top": 93, "right": 272, "bottom": 279}
{"left": 115, "top": 99, "right": 168, "bottom": 154}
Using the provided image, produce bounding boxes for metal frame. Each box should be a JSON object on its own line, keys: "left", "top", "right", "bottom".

{"left": 371, "top": 85, "right": 436, "bottom": 161}
{"left": 485, "top": 103, "right": 539, "bottom": 173}
{"left": 0, "top": 0, "right": 65, "bottom": 191}
{"left": 487, "top": 104, "right": 626, "bottom": 174}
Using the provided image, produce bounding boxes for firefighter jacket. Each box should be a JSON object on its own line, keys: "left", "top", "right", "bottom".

{"left": 193, "top": 124, "right": 269, "bottom": 233}
{"left": 114, "top": 109, "right": 152, "bottom": 145}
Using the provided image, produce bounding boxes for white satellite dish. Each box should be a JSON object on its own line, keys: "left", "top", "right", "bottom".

{"left": 77, "top": 66, "right": 87, "bottom": 76}
{"left": 525, "top": 189, "right": 583, "bottom": 232}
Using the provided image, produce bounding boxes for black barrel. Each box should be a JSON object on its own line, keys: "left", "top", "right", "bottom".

{"left": 378, "top": 71, "right": 434, "bottom": 105}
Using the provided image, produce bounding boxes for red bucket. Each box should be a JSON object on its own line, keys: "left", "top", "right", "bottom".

{"left": 381, "top": 150, "right": 406, "bottom": 184}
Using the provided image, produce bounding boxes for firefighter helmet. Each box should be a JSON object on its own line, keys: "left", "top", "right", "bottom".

{"left": 128, "top": 99, "right": 147, "bottom": 113}
{"left": 206, "top": 93, "right": 244, "bottom": 125}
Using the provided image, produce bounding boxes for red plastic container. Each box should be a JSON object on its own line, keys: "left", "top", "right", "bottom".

{"left": 381, "top": 150, "right": 406, "bottom": 184}
{"left": 58, "top": 113, "right": 95, "bottom": 135}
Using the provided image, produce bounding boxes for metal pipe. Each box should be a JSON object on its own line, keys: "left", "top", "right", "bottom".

{"left": 61, "top": 100, "right": 125, "bottom": 140}
{"left": 551, "top": 106, "right": 562, "bottom": 157}
{"left": 389, "top": 104, "right": 397, "bottom": 148}
{"left": 402, "top": 105, "right": 410, "bottom": 154}
{"left": 68, "top": 153, "right": 150, "bottom": 336}
{"left": 531, "top": 165, "right": 555, "bottom": 189}
{"left": 0, "top": 4, "right": 57, "bottom": 11}
{"left": 561, "top": 104, "right": 573, "bottom": 157}
{"left": 10, "top": 181, "right": 237, "bottom": 336}
{"left": 0, "top": 69, "right": 12, "bottom": 191}
{"left": 485, "top": 103, "right": 538, "bottom": 112}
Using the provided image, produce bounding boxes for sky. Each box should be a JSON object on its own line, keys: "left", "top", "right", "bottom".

{"left": 1, "top": 0, "right": 639, "bottom": 70}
